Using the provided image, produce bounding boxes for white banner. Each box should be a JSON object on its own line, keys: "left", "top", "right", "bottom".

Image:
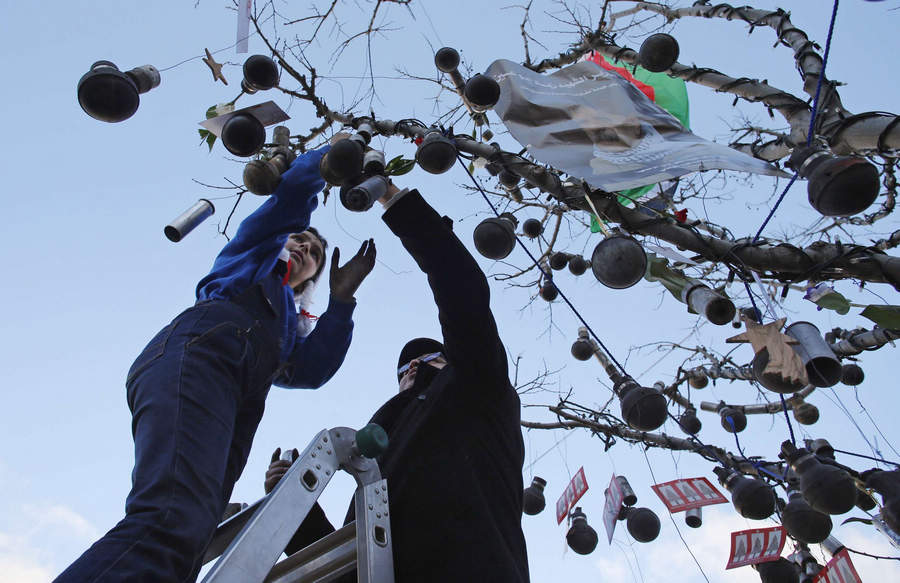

{"left": 485, "top": 59, "right": 788, "bottom": 192}
{"left": 237, "top": 0, "right": 252, "bottom": 53}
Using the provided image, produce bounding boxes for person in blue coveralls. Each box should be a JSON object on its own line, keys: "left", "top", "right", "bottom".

{"left": 56, "top": 146, "right": 376, "bottom": 583}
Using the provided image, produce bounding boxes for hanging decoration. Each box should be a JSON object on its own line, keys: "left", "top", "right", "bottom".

{"left": 484, "top": 59, "right": 786, "bottom": 193}
{"left": 555, "top": 467, "right": 589, "bottom": 525}
{"left": 725, "top": 526, "right": 786, "bottom": 570}
{"left": 236, "top": 0, "right": 251, "bottom": 53}
{"left": 650, "top": 477, "right": 727, "bottom": 513}
{"left": 727, "top": 316, "right": 809, "bottom": 391}
{"left": 201, "top": 48, "right": 228, "bottom": 85}
{"left": 812, "top": 549, "right": 862, "bottom": 583}
{"left": 601, "top": 474, "right": 625, "bottom": 544}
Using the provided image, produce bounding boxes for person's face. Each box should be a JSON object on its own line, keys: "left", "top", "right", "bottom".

{"left": 397, "top": 351, "right": 447, "bottom": 392}
{"left": 284, "top": 231, "right": 325, "bottom": 289}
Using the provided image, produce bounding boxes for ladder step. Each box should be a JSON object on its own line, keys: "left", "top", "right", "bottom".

{"left": 264, "top": 523, "right": 356, "bottom": 583}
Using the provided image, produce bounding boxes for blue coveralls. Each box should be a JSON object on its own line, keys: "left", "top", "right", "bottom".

{"left": 56, "top": 148, "right": 356, "bottom": 582}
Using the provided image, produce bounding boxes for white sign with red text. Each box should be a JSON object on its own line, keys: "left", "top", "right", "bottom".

{"left": 555, "top": 466, "right": 589, "bottom": 524}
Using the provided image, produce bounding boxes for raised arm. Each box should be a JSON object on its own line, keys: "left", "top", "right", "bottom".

{"left": 196, "top": 147, "right": 328, "bottom": 300}
{"left": 275, "top": 239, "right": 376, "bottom": 388}
{"left": 381, "top": 189, "right": 508, "bottom": 387}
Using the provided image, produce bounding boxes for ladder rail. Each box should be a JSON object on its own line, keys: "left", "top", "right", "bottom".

{"left": 202, "top": 429, "right": 340, "bottom": 583}
{"left": 202, "top": 426, "right": 394, "bottom": 583}
{"left": 354, "top": 479, "right": 393, "bottom": 583}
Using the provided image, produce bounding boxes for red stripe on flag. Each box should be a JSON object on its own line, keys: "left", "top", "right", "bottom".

{"left": 585, "top": 52, "right": 656, "bottom": 102}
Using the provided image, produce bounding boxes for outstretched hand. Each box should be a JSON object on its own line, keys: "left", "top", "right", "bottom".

{"left": 330, "top": 239, "right": 376, "bottom": 302}
{"left": 264, "top": 447, "right": 299, "bottom": 494}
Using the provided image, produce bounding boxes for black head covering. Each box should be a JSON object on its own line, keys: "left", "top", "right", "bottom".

{"left": 397, "top": 337, "right": 445, "bottom": 371}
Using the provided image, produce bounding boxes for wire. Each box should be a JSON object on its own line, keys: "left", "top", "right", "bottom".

{"left": 843, "top": 546, "right": 900, "bottom": 562}
{"left": 641, "top": 449, "right": 711, "bottom": 583}
{"left": 523, "top": 427, "right": 578, "bottom": 473}
{"left": 726, "top": 416, "right": 787, "bottom": 481}
{"left": 830, "top": 448, "right": 900, "bottom": 468}
{"left": 750, "top": 0, "right": 839, "bottom": 243}
{"left": 329, "top": 195, "right": 411, "bottom": 276}
{"left": 777, "top": 393, "right": 798, "bottom": 447}
{"left": 456, "top": 155, "right": 627, "bottom": 375}
{"left": 611, "top": 540, "right": 642, "bottom": 583}
{"left": 854, "top": 386, "right": 900, "bottom": 459}
{"left": 750, "top": 173, "right": 799, "bottom": 245}
{"left": 805, "top": 0, "right": 841, "bottom": 145}
{"left": 159, "top": 30, "right": 260, "bottom": 72}
{"left": 823, "top": 388, "right": 883, "bottom": 460}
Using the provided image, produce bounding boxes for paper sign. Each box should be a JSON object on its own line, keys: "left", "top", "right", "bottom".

{"left": 237, "top": 0, "right": 251, "bottom": 53}
{"left": 651, "top": 477, "right": 728, "bottom": 513}
{"left": 813, "top": 549, "right": 862, "bottom": 583}
{"left": 199, "top": 101, "right": 290, "bottom": 138}
{"left": 601, "top": 474, "right": 624, "bottom": 544}
{"left": 555, "top": 467, "right": 589, "bottom": 524}
{"left": 726, "top": 526, "right": 786, "bottom": 569}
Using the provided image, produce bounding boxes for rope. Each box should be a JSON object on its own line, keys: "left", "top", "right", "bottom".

{"left": 830, "top": 448, "right": 900, "bottom": 468}
{"left": 641, "top": 449, "right": 711, "bottom": 583}
{"left": 736, "top": 0, "right": 841, "bottom": 447}
{"left": 726, "top": 416, "right": 787, "bottom": 481}
{"left": 750, "top": 0, "right": 840, "bottom": 243}
{"left": 778, "top": 394, "right": 798, "bottom": 446}
{"left": 805, "top": 0, "right": 840, "bottom": 146}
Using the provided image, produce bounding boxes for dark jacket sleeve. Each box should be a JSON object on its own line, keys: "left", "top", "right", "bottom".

{"left": 382, "top": 190, "right": 508, "bottom": 388}
{"left": 284, "top": 502, "right": 336, "bottom": 555}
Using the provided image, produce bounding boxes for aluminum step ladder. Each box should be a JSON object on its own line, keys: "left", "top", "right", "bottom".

{"left": 201, "top": 424, "right": 394, "bottom": 583}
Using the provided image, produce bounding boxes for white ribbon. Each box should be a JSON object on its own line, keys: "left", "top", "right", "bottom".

{"left": 237, "top": 0, "right": 251, "bottom": 53}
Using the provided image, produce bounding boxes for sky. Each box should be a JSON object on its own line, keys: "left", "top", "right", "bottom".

{"left": 1, "top": 1, "right": 899, "bottom": 582}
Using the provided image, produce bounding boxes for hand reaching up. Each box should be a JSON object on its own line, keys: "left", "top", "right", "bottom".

{"left": 329, "top": 239, "right": 376, "bottom": 302}
{"left": 264, "top": 447, "right": 299, "bottom": 494}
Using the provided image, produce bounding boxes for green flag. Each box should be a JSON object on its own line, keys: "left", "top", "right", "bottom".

{"left": 586, "top": 54, "right": 690, "bottom": 232}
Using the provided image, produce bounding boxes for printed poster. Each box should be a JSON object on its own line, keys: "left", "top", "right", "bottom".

{"left": 601, "top": 474, "right": 624, "bottom": 544}
{"left": 651, "top": 477, "right": 728, "bottom": 513}
{"left": 813, "top": 549, "right": 862, "bottom": 583}
{"left": 555, "top": 466, "right": 589, "bottom": 524}
{"left": 726, "top": 526, "right": 786, "bottom": 569}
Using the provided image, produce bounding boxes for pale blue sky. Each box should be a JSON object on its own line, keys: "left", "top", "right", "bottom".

{"left": 1, "top": 1, "right": 899, "bottom": 581}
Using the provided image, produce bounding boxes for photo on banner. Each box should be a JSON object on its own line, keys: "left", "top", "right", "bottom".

{"left": 651, "top": 477, "right": 728, "bottom": 513}
{"left": 725, "top": 526, "right": 786, "bottom": 570}
{"left": 813, "top": 549, "right": 862, "bottom": 583}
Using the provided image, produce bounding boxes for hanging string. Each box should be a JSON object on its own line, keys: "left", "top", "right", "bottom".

{"left": 456, "top": 156, "right": 628, "bottom": 375}
{"left": 750, "top": 0, "right": 840, "bottom": 243}
{"left": 778, "top": 394, "right": 798, "bottom": 446}
{"left": 804, "top": 0, "right": 841, "bottom": 148}
{"left": 733, "top": 0, "right": 842, "bottom": 448}
{"left": 854, "top": 386, "right": 900, "bottom": 459}
{"left": 158, "top": 29, "right": 260, "bottom": 72}
{"left": 726, "top": 416, "right": 787, "bottom": 481}
{"left": 642, "top": 449, "right": 711, "bottom": 583}
{"left": 523, "top": 427, "right": 578, "bottom": 474}
{"left": 830, "top": 448, "right": 900, "bottom": 468}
